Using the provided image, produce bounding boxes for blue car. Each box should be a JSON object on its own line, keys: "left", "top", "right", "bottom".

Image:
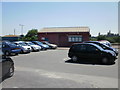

{"left": 2, "top": 41, "right": 21, "bottom": 56}
{"left": 31, "top": 41, "right": 50, "bottom": 50}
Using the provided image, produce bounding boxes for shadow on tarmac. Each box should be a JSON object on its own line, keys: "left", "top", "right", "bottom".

{"left": 65, "top": 59, "right": 115, "bottom": 66}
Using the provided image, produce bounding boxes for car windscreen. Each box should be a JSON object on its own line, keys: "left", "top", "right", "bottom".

{"left": 36, "top": 41, "right": 43, "bottom": 45}
{"left": 27, "top": 42, "right": 35, "bottom": 45}
{"left": 91, "top": 43, "right": 104, "bottom": 51}
{"left": 4, "top": 42, "right": 17, "bottom": 47}
{"left": 93, "top": 43, "right": 108, "bottom": 50}
{"left": 86, "top": 42, "right": 110, "bottom": 50}
{"left": 18, "top": 43, "right": 27, "bottom": 46}
{"left": 44, "top": 42, "right": 50, "bottom": 44}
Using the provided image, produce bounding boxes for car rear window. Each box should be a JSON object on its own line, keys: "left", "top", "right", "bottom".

{"left": 70, "top": 44, "right": 87, "bottom": 52}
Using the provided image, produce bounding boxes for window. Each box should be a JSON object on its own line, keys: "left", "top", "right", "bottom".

{"left": 72, "top": 44, "right": 86, "bottom": 52}
{"left": 68, "top": 35, "right": 82, "bottom": 42}
{"left": 41, "top": 37, "right": 49, "bottom": 41}
{"left": 80, "top": 45, "right": 86, "bottom": 51}
{"left": 87, "top": 45, "right": 98, "bottom": 52}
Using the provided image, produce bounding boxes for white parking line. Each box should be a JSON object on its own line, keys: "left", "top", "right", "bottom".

{"left": 59, "top": 57, "right": 69, "bottom": 63}
{"left": 13, "top": 87, "right": 19, "bottom": 88}
{"left": 63, "top": 58, "right": 70, "bottom": 61}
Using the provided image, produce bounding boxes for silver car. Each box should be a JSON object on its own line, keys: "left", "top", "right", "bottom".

{"left": 25, "top": 41, "right": 41, "bottom": 51}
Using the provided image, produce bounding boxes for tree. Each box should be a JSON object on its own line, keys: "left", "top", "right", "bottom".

{"left": 19, "top": 29, "right": 38, "bottom": 41}
{"left": 25, "top": 29, "right": 38, "bottom": 41}
{"left": 97, "top": 35, "right": 106, "bottom": 41}
{"left": 26, "top": 29, "right": 38, "bottom": 37}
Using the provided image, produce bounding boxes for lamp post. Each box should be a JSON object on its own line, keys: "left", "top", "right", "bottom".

{"left": 19, "top": 24, "right": 24, "bottom": 35}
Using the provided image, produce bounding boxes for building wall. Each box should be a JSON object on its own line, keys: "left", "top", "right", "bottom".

{"left": 2, "top": 37, "right": 19, "bottom": 42}
{"left": 38, "top": 32, "right": 90, "bottom": 47}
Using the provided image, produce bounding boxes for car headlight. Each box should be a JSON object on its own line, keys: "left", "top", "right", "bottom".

{"left": 23, "top": 48, "right": 27, "bottom": 50}
{"left": 32, "top": 47, "right": 36, "bottom": 49}
{"left": 115, "top": 49, "right": 118, "bottom": 52}
{"left": 110, "top": 52, "right": 116, "bottom": 57}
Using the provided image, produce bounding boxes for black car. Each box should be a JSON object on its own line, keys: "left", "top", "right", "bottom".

{"left": 68, "top": 43, "right": 117, "bottom": 64}
{"left": 0, "top": 50, "right": 14, "bottom": 81}
{"left": 84, "top": 41, "right": 118, "bottom": 56}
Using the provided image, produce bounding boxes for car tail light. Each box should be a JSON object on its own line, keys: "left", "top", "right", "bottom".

{"left": 12, "top": 48, "right": 20, "bottom": 50}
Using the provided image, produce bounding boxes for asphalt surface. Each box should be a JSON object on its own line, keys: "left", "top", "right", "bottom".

{"left": 1, "top": 49, "right": 119, "bottom": 88}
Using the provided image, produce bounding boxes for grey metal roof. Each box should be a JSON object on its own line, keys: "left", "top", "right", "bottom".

{"left": 39, "top": 27, "right": 90, "bottom": 33}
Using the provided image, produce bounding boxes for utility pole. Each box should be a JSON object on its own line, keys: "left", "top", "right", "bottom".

{"left": 19, "top": 24, "right": 24, "bottom": 35}
{"left": 14, "top": 28, "right": 16, "bottom": 35}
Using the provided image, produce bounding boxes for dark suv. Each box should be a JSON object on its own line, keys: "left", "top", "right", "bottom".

{"left": 68, "top": 43, "right": 117, "bottom": 64}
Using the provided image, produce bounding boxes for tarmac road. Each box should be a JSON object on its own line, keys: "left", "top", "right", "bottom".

{"left": 1, "top": 49, "right": 119, "bottom": 88}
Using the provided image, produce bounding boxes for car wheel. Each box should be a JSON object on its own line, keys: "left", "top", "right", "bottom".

{"left": 15, "top": 53, "right": 18, "bottom": 55}
{"left": 7, "top": 66, "right": 14, "bottom": 77}
{"left": 72, "top": 56, "right": 78, "bottom": 62}
{"left": 102, "top": 57, "right": 109, "bottom": 64}
{"left": 5, "top": 51, "right": 10, "bottom": 56}
{"left": 20, "top": 50, "right": 24, "bottom": 53}
{"left": 31, "top": 47, "right": 34, "bottom": 51}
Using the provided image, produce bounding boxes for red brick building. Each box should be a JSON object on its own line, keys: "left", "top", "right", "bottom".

{"left": 38, "top": 27, "right": 90, "bottom": 47}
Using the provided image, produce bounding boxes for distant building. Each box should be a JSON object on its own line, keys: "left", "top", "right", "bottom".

{"left": 2, "top": 35, "right": 20, "bottom": 42}
{"left": 38, "top": 27, "right": 90, "bottom": 47}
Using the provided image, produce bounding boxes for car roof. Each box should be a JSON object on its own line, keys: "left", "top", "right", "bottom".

{"left": 14, "top": 41, "right": 25, "bottom": 43}
{"left": 73, "top": 43, "right": 104, "bottom": 50}
{"left": 84, "top": 41, "right": 100, "bottom": 43}
{"left": 85, "top": 41, "right": 112, "bottom": 47}
{"left": 99, "top": 40, "right": 110, "bottom": 42}
{"left": 25, "top": 41, "right": 31, "bottom": 43}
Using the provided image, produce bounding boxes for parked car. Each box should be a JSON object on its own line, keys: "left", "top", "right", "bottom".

{"left": 84, "top": 41, "right": 118, "bottom": 56}
{"left": 68, "top": 43, "right": 117, "bottom": 64}
{"left": 0, "top": 50, "right": 14, "bottom": 81}
{"left": 14, "top": 41, "right": 32, "bottom": 53}
{"left": 31, "top": 41, "right": 49, "bottom": 50}
{"left": 2, "top": 41, "right": 21, "bottom": 56}
{"left": 98, "top": 40, "right": 111, "bottom": 47}
{"left": 42, "top": 41, "right": 57, "bottom": 49}
{"left": 25, "top": 41, "right": 41, "bottom": 51}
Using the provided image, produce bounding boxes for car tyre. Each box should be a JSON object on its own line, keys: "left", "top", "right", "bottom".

{"left": 20, "top": 50, "right": 24, "bottom": 53}
{"left": 72, "top": 56, "right": 78, "bottom": 62}
{"left": 5, "top": 51, "right": 10, "bottom": 56}
{"left": 102, "top": 57, "right": 109, "bottom": 64}
{"left": 7, "top": 66, "right": 14, "bottom": 77}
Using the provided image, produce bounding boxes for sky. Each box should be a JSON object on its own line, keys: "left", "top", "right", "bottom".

{"left": 1, "top": 1, "right": 118, "bottom": 36}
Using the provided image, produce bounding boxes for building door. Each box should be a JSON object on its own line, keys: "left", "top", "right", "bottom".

{"left": 59, "top": 34, "right": 67, "bottom": 47}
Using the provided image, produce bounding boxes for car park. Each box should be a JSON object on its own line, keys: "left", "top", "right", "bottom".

{"left": 68, "top": 43, "right": 117, "bottom": 64}
{"left": 0, "top": 50, "right": 14, "bottom": 81}
{"left": 25, "top": 41, "right": 41, "bottom": 51}
{"left": 14, "top": 41, "right": 32, "bottom": 53}
{"left": 2, "top": 41, "right": 21, "bottom": 56}
{"left": 84, "top": 41, "right": 118, "bottom": 56}
{"left": 32, "top": 41, "right": 50, "bottom": 50}
{"left": 42, "top": 41, "right": 57, "bottom": 49}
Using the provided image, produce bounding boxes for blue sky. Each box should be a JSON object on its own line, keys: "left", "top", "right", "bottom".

{"left": 2, "top": 2, "right": 118, "bottom": 36}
